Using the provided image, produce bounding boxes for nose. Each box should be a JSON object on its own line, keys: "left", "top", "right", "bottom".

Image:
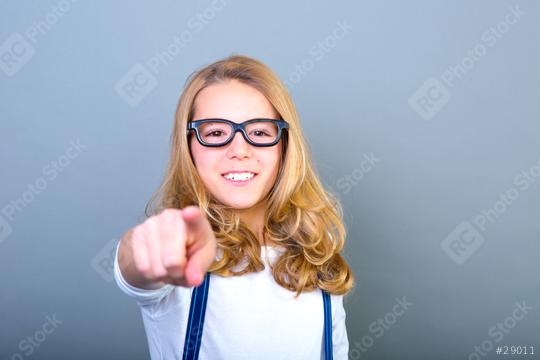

{"left": 226, "top": 131, "right": 251, "bottom": 159}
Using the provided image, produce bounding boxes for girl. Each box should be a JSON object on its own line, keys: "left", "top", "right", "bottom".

{"left": 114, "top": 54, "right": 355, "bottom": 359}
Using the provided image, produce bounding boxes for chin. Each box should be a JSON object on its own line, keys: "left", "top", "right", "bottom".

{"left": 223, "top": 200, "right": 259, "bottom": 210}
{"left": 217, "top": 195, "right": 262, "bottom": 210}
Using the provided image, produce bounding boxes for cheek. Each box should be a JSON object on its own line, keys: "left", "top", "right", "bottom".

{"left": 261, "top": 145, "right": 282, "bottom": 176}
{"left": 190, "top": 138, "right": 214, "bottom": 175}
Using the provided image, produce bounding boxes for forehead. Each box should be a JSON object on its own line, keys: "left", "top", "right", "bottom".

{"left": 192, "top": 80, "right": 278, "bottom": 123}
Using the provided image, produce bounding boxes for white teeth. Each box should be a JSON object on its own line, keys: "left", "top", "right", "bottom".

{"left": 223, "top": 172, "right": 255, "bottom": 181}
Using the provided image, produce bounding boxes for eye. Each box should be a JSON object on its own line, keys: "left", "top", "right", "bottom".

{"left": 251, "top": 129, "right": 271, "bottom": 137}
{"left": 206, "top": 130, "right": 225, "bottom": 137}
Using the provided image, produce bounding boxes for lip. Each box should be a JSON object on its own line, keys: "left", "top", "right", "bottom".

{"left": 221, "top": 172, "right": 258, "bottom": 186}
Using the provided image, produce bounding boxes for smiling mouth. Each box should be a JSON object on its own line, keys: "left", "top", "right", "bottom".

{"left": 221, "top": 172, "right": 258, "bottom": 182}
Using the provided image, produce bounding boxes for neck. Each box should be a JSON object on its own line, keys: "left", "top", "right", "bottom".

{"left": 237, "top": 200, "right": 272, "bottom": 247}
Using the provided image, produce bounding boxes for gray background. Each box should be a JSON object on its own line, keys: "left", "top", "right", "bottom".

{"left": 1, "top": 1, "right": 539, "bottom": 359}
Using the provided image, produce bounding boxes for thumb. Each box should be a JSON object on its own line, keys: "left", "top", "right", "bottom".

{"left": 181, "top": 206, "right": 216, "bottom": 287}
{"left": 185, "top": 243, "right": 216, "bottom": 287}
{"left": 184, "top": 255, "right": 204, "bottom": 287}
{"left": 185, "top": 235, "right": 217, "bottom": 286}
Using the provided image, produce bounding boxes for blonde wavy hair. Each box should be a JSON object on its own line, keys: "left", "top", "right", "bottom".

{"left": 146, "top": 54, "right": 354, "bottom": 298}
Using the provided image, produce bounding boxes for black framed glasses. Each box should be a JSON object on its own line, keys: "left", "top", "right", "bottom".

{"left": 187, "top": 118, "right": 289, "bottom": 147}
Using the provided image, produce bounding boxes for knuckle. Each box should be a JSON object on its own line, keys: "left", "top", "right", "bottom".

{"left": 136, "top": 263, "right": 151, "bottom": 279}
{"left": 152, "top": 266, "right": 167, "bottom": 279}
{"left": 130, "top": 235, "right": 144, "bottom": 252}
{"left": 161, "top": 208, "right": 181, "bottom": 217}
{"left": 132, "top": 225, "right": 143, "bottom": 239}
{"left": 162, "top": 255, "right": 178, "bottom": 267}
{"left": 145, "top": 216, "right": 158, "bottom": 228}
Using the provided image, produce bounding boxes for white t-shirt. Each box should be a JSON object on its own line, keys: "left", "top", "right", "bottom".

{"left": 114, "top": 242, "right": 349, "bottom": 359}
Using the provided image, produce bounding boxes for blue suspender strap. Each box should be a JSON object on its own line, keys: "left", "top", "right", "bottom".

{"left": 182, "top": 272, "right": 211, "bottom": 360}
{"left": 322, "top": 290, "right": 333, "bottom": 360}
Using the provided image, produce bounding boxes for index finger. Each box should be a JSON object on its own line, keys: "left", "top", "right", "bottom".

{"left": 182, "top": 206, "right": 213, "bottom": 247}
